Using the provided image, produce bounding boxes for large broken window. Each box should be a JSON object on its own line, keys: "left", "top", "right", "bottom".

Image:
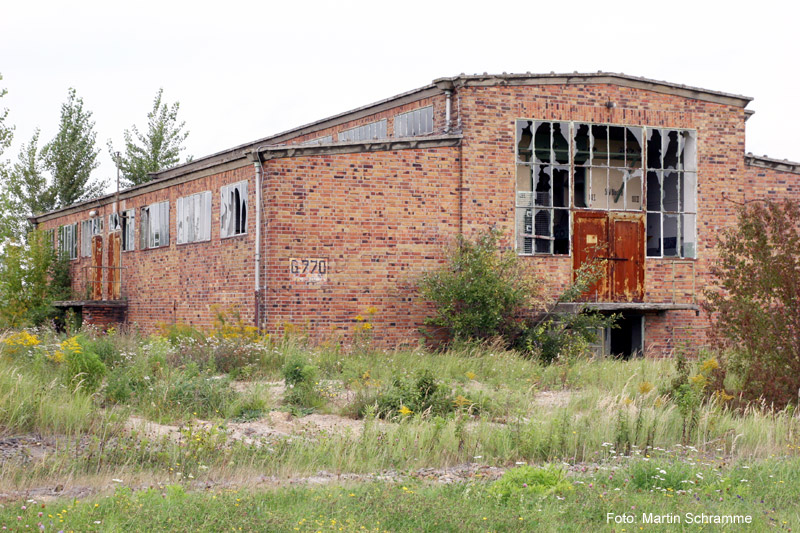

{"left": 515, "top": 120, "right": 570, "bottom": 254}
{"left": 220, "top": 181, "right": 247, "bottom": 238}
{"left": 645, "top": 129, "right": 697, "bottom": 258}
{"left": 177, "top": 191, "right": 212, "bottom": 244}
{"left": 58, "top": 223, "right": 78, "bottom": 260}
{"left": 339, "top": 119, "right": 388, "bottom": 142}
{"left": 394, "top": 106, "right": 434, "bottom": 137}
{"left": 121, "top": 209, "right": 135, "bottom": 252}
{"left": 140, "top": 201, "right": 170, "bottom": 249}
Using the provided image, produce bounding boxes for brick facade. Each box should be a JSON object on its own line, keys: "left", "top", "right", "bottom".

{"left": 33, "top": 73, "right": 800, "bottom": 354}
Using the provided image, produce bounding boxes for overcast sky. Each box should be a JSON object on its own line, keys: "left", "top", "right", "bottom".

{"left": 2, "top": 0, "right": 798, "bottom": 192}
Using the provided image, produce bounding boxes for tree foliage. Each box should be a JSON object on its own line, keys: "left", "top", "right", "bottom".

{"left": 111, "top": 88, "right": 190, "bottom": 187}
{"left": 41, "top": 88, "right": 105, "bottom": 208}
{"left": 705, "top": 199, "right": 800, "bottom": 407}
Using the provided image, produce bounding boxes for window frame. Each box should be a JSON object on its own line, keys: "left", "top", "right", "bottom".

{"left": 140, "top": 200, "right": 170, "bottom": 250}
{"left": 220, "top": 181, "right": 248, "bottom": 239}
{"left": 121, "top": 209, "right": 135, "bottom": 252}
{"left": 339, "top": 119, "right": 388, "bottom": 142}
{"left": 514, "top": 119, "right": 697, "bottom": 259}
{"left": 58, "top": 223, "right": 78, "bottom": 260}
{"left": 394, "top": 106, "right": 434, "bottom": 138}
{"left": 176, "top": 190, "right": 212, "bottom": 245}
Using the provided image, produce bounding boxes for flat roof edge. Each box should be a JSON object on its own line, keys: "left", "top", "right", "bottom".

{"left": 745, "top": 154, "right": 800, "bottom": 175}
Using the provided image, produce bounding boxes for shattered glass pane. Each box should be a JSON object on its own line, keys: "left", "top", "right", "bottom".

{"left": 663, "top": 130, "right": 680, "bottom": 170}
{"left": 534, "top": 122, "right": 551, "bottom": 163}
{"left": 553, "top": 122, "right": 570, "bottom": 164}
{"left": 626, "top": 127, "right": 643, "bottom": 168}
{"left": 516, "top": 120, "right": 533, "bottom": 163}
{"left": 609, "top": 126, "right": 626, "bottom": 167}
{"left": 591, "top": 124, "right": 609, "bottom": 166}
{"left": 663, "top": 172, "right": 679, "bottom": 211}
{"left": 608, "top": 167, "right": 625, "bottom": 210}
{"left": 553, "top": 166, "right": 569, "bottom": 208}
{"left": 534, "top": 209, "right": 551, "bottom": 236}
{"left": 534, "top": 165, "right": 552, "bottom": 206}
{"left": 535, "top": 238, "right": 551, "bottom": 254}
{"left": 681, "top": 130, "right": 697, "bottom": 171}
{"left": 646, "top": 171, "right": 661, "bottom": 211}
{"left": 663, "top": 214, "right": 679, "bottom": 256}
{"left": 647, "top": 129, "right": 662, "bottom": 169}
{"left": 574, "top": 123, "right": 591, "bottom": 166}
{"left": 646, "top": 212, "right": 661, "bottom": 256}
{"left": 573, "top": 167, "right": 588, "bottom": 208}
{"left": 553, "top": 209, "right": 570, "bottom": 255}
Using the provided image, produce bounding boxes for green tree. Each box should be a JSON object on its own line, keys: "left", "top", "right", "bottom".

{"left": 42, "top": 88, "right": 105, "bottom": 208}
{"left": 705, "top": 199, "right": 800, "bottom": 407}
{"left": 111, "top": 88, "right": 190, "bottom": 187}
{"left": 0, "top": 73, "right": 18, "bottom": 242}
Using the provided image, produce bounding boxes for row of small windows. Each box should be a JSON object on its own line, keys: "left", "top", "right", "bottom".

{"left": 515, "top": 120, "right": 698, "bottom": 258}
{"left": 55, "top": 180, "right": 248, "bottom": 259}
{"left": 302, "top": 106, "right": 435, "bottom": 145}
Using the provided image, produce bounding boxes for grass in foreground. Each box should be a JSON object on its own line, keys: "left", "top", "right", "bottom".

{"left": 2, "top": 457, "right": 799, "bottom": 532}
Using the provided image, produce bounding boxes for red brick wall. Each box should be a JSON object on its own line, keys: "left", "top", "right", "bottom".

{"left": 260, "top": 147, "right": 461, "bottom": 344}
{"left": 40, "top": 164, "right": 258, "bottom": 332}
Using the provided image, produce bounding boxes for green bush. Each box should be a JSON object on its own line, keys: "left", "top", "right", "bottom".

{"left": 488, "top": 465, "right": 573, "bottom": 503}
{"left": 418, "top": 228, "right": 541, "bottom": 341}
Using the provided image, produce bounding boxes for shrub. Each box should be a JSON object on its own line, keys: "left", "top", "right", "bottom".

{"left": 418, "top": 228, "right": 542, "bottom": 341}
{"left": 705, "top": 199, "right": 800, "bottom": 407}
{"left": 282, "top": 354, "right": 324, "bottom": 409}
{"left": 488, "top": 465, "right": 573, "bottom": 503}
{"left": 63, "top": 336, "right": 106, "bottom": 392}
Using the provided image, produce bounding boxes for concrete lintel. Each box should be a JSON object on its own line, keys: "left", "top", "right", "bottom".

{"left": 555, "top": 302, "right": 700, "bottom": 313}
{"left": 53, "top": 300, "right": 129, "bottom": 308}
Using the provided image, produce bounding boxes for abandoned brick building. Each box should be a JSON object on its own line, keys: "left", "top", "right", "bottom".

{"left": 30, "top": 72, "right": 800, "bottom": 356}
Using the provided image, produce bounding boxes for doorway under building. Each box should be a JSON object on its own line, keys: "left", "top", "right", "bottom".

{"left": 590, "top": 312, "right": 644, "bottom": 359}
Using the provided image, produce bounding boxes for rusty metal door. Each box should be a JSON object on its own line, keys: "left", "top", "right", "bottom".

{"left": 107, "top": 231, "right": 121, "bottom": 300}
{"left": 572, "top": 211, "right": 609, "bottom": 300}
{"left": 609, "top": 213, "right": 644, "bottom": 302}
{"left": 91, "top": 235, "right": 103, "bottom": 300}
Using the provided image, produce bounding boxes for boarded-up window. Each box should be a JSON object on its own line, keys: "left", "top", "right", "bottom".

{"left": 58, "top": 223, "right": 78, "bottom": 260}
{"left": 80, "top": 220, "right": 92, "bottom": 257}
{"left": 220, "top": 181, "right": 247, "bottom": 238}
{"left": 121, "top": 209, "right": 135, "bottom": 251}
{"left": 140, "top": 201, "right": 170, "bottom": 249}
{"left": 339, "top": 119, "right": 388, "bottom": 142}
{"left": 394, "top": 106, "right": 434, "bottom": 137}
{"left": 177, "top": 191, "right": 212, "bottom": 244}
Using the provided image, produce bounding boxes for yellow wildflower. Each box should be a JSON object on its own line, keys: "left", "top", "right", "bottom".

{"left": 465, "top": 371, "right": 477, "bottom": 380}
{"left": 638, "top": 381, "right": 654, "bottom": 395}
{"left": 366, "top": 306, "right": 378, "bottom": 315}
{"left": 398, "top": 405, "right": 412, "bottom": 416}
{"left": 354, "top": 315, "right": 364, "bottom": 322}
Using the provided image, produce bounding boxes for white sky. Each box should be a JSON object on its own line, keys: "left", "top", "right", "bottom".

{"left": 2, "top": 0, "right": 798, "bottom": 192}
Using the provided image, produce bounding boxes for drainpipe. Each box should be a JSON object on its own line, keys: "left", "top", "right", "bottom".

{"left": 434, "top": 78, "right": 456, "bottom": 133}
{"left": 444, "top": 90, "right": 452, "bottom": 133}
{"left": 248, "top": 151, "right": 264, "bottom": 329}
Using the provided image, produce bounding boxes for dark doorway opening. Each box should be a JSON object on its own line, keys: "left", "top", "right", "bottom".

{"left": 609, "top": 313, "right": 643, "bottom": 359}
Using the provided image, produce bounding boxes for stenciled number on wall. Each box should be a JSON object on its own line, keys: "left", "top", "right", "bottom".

{"left": 289, "top": 258, "right": 328, "bottom": 284}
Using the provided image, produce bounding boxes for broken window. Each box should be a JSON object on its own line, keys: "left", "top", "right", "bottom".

{"left": 645, "top": 128, "right": 697, "bottom": 258}
{"left": 140, "top": 201, "right": 170, "bottom": 249}
{"left": 58, "top": 223, "right": 78, "bottom": 260}
{"left": 220, "top": 181, "right": 247, "bottom": 238}
{"left": 339, "top": 119, "right": 388, "bottom": 142}
{"left": 574, "top": 123, "right": 644, "bottom": 211}
{"left": 394, "top": 106, "right": 434, "bottom": 137}
{"left": 177, "top": 191, "right": 212, "bottom": 244}
{"left": 121, "top": 209, "right": 135, "bottom": 252}
{"left": 108, "top": 213, "right": 121, "bottom": 232}
{"left": 515, "top": 120, "right": 570, "bottom": 255}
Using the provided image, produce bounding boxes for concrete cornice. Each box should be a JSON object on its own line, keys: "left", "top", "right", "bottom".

{"left": 434, "top": 71, "right": 753, "bottom": 108}
{"left": 745, "top": 153, "right": 800, "bottom": 175}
